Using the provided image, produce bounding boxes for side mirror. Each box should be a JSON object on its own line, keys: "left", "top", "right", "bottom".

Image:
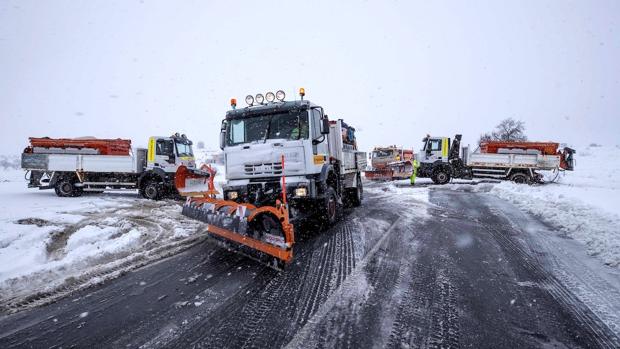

{"left": 321, "top": 118, "right": 330, "bottom": 135}
{"left": 219, "top": 130, "right": 226, "bottom": 150}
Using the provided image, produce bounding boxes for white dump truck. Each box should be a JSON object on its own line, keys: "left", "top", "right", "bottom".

{"left": 416, "top": 134, "right": 575, "bottom": 184}
{"left": 21, "top": 133, "right": 197, "bottom": 199}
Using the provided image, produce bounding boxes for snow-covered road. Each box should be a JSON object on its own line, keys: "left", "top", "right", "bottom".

{"left": 1, "top": 145, "right": 619, "bottom": 347}
{"left": 1, "top": 183, "right": 619, "bottom": 348}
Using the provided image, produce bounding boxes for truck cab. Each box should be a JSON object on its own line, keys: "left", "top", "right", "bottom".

{"left": 419, "top": 136, "right": 450, "bottom": 164}
{"left": 415, "top": 135, "right": 467, "bottom": 184}
{"left": 218, "top": 89, "right": 365, "bottom": 224}
{"left": 146, "top": 133, "right": 196, "bottom": 173}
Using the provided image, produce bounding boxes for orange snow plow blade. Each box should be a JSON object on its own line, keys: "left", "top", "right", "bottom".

{"left": 175, "top": 165, "right": 215, "bottom": 197}
{"left": 364, "top": 168, "right": 394, "bottom": 181}
{"left": 175, "top": 160, "right": 295, "bottom": 269}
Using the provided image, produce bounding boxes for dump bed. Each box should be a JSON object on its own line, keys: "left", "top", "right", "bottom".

{"left": 27, "top": 137, "right": 132, "bottom": 156}
{"left": 479, "top": 141, "right": 560, "bottom": 155}
{"left": 327, "top": 120, "right": 366, "bottom": 173}
{"left": 467, "top": 151, "right": 561, "bottom": 170}
{"left": 22, "top": 152, "right": 144, "bottom": 173}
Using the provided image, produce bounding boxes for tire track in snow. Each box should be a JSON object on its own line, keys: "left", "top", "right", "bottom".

{"left": 485, "top": 222, "right": 620, "bottom": 348}
{"left": 283, "top": 215, "right": 403, "bottom": 349}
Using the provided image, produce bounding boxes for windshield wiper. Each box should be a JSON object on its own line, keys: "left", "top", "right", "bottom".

{"left": 294, "top": 114, "right": 301, "bottom": 140}
{"left": 262, "top": 115, "right": 273, "bottom": 143}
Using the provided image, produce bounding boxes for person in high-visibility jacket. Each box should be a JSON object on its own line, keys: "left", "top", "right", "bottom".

{"left": 410, "top": 159, "right": 420, "bottom": 185}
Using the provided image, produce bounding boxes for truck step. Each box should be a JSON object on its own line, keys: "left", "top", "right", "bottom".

{"left": 80, "top": 182, "right": 137, "bottom": 186}
{"left": 472, "top": 168, "right": 506, "bottom": 173}
{"left": 82, "top": 188, "right": 137, "bottom": 192}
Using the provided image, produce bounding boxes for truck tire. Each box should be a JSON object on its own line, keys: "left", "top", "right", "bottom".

{"left": 321, "top": 187, "right": 342, "bottom": 226}
{"left": 142, "top": 180, "right": 162, "bottom": 200}
{"left": 431, "top": 169, "right": 451, "bottom": 185}
{"left": 54, "top": 178, "right": 82, "bottom": 197}
{"left": 348, "top": 176, "right": 363, "bottom": 207}
{"left": 510, "top": 172, "right": 530, "bottom": 184}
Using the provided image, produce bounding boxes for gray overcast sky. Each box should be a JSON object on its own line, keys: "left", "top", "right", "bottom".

{"left": 1, "top": 0, "right": 618, "bottom": 154}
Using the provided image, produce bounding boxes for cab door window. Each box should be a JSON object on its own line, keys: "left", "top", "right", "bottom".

{"left": 156, "top": 140, "right": 174, "bottom": 158}
{"left": 311, "top": 109, "right": 322, "bottom": 138}
{"left": 429, "top": 139, "right": 442, "bottom": 151}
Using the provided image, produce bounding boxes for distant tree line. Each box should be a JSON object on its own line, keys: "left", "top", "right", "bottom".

{"left": 0, "top": 156, "right": 20, "bottom": 170}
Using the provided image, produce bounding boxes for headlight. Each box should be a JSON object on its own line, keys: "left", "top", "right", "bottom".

{"left": 227, "top": 191, "right": 238, "bottom": 200}
{"left": 276, "top": 90, "right": 285, "bottom": 101}
{"left": 265, "top": 91, "right": 275, "bottom": 102}
{"left": 255, "top": 93, "right": 264, "bottom": 104}
{"left": 294, "top": 187, "right": 308, "bottom": 197}
{"left": 245, "top": 95, "right": 254, "bottom": 106}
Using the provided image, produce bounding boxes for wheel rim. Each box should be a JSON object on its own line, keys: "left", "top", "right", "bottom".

{"left": 514, "top": 176, "right": 526, "bottom": 184}
{"left": 60, "top": 182, "right": 72, "bottom": 195}
{"left": 145, "top": 185, "right": 157, "bottom": 198}
{"left": 437, "top": 173, "right": 447, "bottom": 183}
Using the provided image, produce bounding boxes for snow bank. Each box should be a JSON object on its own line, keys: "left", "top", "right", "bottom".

{"left": 0, "top": 168, "right": 204, "bottom": 304}
{"left": 449, "top": 145, "right": 620, "bottom": 268}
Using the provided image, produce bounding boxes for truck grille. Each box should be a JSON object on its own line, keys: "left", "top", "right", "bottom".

{"left": 244, "top": 162, "right": 283, "bottom": 176}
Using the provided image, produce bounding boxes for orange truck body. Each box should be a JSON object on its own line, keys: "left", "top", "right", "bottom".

{"left": 479, "top": 141, "right": 560, "bottom": 155}
{"left": 26, "top": 137, "right": 132, "bottom": 156}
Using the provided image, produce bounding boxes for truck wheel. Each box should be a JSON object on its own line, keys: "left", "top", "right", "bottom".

{"left": 321, "top": 187, "right": 342, "bottom": 226}
{"left": 510, "top": 172, "right": 529, "bottom": 184}
{"left": 142, "top": 180, "right": 162, "bottom": 200}
{"left": 432, "top": 170, "right": 450, "bottom": 185}
{"left": 55, "top": 178, "right": 82, "bottom": 197}
{"left": 350, "top": 176, "right": 363, "bottom": 207}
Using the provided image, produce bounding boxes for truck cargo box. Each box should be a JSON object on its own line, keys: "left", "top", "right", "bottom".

{"left": 27, "top": 137, "right": 132, "bottom": 156}
{"left": 22, "top": 153, "right": 139, "bottom": 173}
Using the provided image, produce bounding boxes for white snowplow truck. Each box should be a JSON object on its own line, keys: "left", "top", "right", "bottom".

{"left": 21, "top": 133, "right": 197, "bottom": 199}
{"left": 219, "top": 90, "right": 366, "bottom": 225}
{"left": 416, "top": 134, "right": 575, "bottom": 184}
{"left": 174, "top": 89, "right": 366, "bottom": 269}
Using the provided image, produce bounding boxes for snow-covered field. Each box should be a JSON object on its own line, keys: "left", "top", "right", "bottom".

{"left": 0, "top": 150, "right": 225, "bottom": 309}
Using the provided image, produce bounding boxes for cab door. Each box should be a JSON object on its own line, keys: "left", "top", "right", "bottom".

{"left": 151, "top": 138, "right": 176, "bottom": 171}
{"left": 423, "top": 138, "right": 447, "bottom": 162}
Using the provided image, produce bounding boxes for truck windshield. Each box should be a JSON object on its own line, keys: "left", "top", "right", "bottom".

{"left": 372, "top": 150, "right": 393, "bottom": 158}
{"left": 227, "top": 111, "right": 309, "bottom": 146}
{"left": 175, "top": 142, "right": 193, "bottom": 157}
